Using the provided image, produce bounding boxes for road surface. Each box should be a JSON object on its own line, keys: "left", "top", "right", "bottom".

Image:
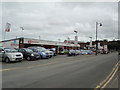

{"left": 2, "top": 52, "right": 118, "bottom": 88}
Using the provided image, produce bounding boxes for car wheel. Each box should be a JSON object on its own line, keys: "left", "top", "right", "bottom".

{"left": 27, "top": 56, "right": 31, "bottom": 61}
{"left": 40, "top": 55, "right": 43, "bottom": 59}
{"left": 39, "top": 55, "right": 42, "bottom": 59}
{"left": 5, "top": 57, "right": 10, "bottom": 63}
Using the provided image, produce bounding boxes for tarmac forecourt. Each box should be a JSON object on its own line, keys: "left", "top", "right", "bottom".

{"left": 94, "top": 60, "right": 120, "bottom": 90}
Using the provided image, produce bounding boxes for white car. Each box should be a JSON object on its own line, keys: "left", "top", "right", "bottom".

{"left": 45, "top": 50, "right": 54, "bottom": 58}
{"left": 0, "top": 47, "right": 23, "bottom": 63}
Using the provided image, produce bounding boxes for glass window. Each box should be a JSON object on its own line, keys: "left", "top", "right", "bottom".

{"left": 4, "top": 48, "right": 18, "bottom": 53}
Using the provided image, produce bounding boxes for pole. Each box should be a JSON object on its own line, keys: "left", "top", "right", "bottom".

{"left": 58, "top": 39, "right": 60, "bottom": 54}
{"left": 4, "top": 22, "right": 10, "bottom": 40}
{"left": 20, "top": 27, "right": 24, "bottom": 38}
{"left": 22, "top": 29, "right": 23, "bottom": 37}
{"left": 4, "top": 31, "right": 6, "bottom": 40}
{"left": 89, "top": 37, "right": 92, "bottom": 49}
{"left": 96, "top": 22, "right": 98, "bottom": 56}
{"left": 39, "top": 36, "right": 40, "bottom": 40}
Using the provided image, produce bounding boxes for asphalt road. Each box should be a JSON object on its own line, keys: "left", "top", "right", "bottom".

{"left": 2, "top": 52, "right": 118, "bottom": 88}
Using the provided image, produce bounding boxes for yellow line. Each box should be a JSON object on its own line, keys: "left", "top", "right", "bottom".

{"left": 94, "top": 61, "right": 119, "bottom": 90}
{"left": 101, "top": 66, "right": 118, "bottom": 89}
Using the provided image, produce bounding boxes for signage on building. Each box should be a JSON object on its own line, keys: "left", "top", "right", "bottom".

{"left": 2, "top": 40, "right": 19, "bottom": 48}
{"left": 104, "top": 45, "right": 108, "bottom": 51}
{"left": 24, "top": 38, "right": 80, "bottom": 47}
{"left": 28, "top": 40, "right": 39, "bottom": 44}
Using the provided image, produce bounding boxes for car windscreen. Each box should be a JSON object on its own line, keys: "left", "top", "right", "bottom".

{"left": 4, "top": 48, "right": 18, "bottom": 53}
{"left": 29, "top": 47, "right": 47, "bottom": 52}
{"left": 24, "top": 48, "right": 33, "bottom": 52}
{"left": 29, "top": 48, "right": 38, "bottom": 52}
{"left": 40, "top": 47, "right": 47, "bottom": 52}
{"left": 69, "top": 50, "right": 75, "bottom": 52}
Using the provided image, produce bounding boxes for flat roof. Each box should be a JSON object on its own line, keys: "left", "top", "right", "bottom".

{"left": 1, "top": 37, "right": 80, "bottom": 47}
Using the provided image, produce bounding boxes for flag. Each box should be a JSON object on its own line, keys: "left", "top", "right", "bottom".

{"left": 5, "top": 23, "right": 11, "bottom": 32}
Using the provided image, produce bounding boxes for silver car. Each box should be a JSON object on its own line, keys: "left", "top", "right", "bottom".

{"left": 0, "top": 47, "right": 23, "bottom": 63}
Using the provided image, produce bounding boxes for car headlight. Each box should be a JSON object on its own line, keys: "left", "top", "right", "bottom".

{"left": 31, "top": 54, "right": 34, "bottom": 56}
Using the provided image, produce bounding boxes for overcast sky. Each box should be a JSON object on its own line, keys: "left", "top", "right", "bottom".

{"left": 1, "top": 2, "right": 118, "bottom": 42}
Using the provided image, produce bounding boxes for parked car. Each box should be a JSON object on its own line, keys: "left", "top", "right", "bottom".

{"left": 75, "top": 50, "right": 81, "bottom": 55}
{"left": 67, "top": 50, "right": 76, "bottom": 56}
{"left": 80, "top": 50, "right": 88, "bottom": 55}
{"left": 97, "top": 50, "right": 103, "bottom": 54}
{"left": 28, "top": 47, "right": 53, "bottom": 59}
{"left": 48, "top": 48, "right": 56, "bottom": 56}
{"left": 86, "top": 50, "right": 94, "bottom": 55}
{"left": 101, "top": 50, "right": 109, "bottom": 54}
{"left": 17, "top": 48, "right": 40, "bottom": 61}
{"left": 0, "top": 47, "right": 23, "bottom": 63}
{"left": 59, "top": 49, "right": 69, "bottom": 55}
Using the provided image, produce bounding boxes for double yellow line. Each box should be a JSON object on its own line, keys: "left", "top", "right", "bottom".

{"left": 94, "top": 61, "right": 120, "bottom": 90}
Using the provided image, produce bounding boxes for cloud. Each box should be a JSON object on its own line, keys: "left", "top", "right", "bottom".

{"left": 1, "top": 2, "right": 118, "bottom": 42}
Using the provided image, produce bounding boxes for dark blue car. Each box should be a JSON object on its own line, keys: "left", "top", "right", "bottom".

{"left": 28, "top": 47, "right": 49, "bottom": 59}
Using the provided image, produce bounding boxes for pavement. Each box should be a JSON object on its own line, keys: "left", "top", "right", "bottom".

{"left": 1, "top": 52, "right": 118, "bottom": 88}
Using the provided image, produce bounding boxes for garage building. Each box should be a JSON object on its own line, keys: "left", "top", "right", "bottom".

{"left": 0, "top": 38, "right": 80, "bottom": 54}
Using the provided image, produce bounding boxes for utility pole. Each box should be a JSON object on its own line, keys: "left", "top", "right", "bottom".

{"left": 95, "top": 22, "right": 102, "bottom": 56}
{"left": 39, "top": 36, "right": 41, "bottom": 40}
{"left": 74, "top": 30, "right": 78, "bottom": 49}
{"left": 20, "top": 27, "right": 24, "bottom": 38}
{"left": 89, "top": 37, "right": 92, "bottom": 49}
{"left": 4, "top": 22, "right": 11, "bottom": 40}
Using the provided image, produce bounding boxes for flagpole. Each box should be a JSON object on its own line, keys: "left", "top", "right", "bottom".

{"left": 4, "top": 23, "right": 7, "bottom": 40}
{"left": 4, "top": 30, "right": 6, "bottom": 40}
{"left": 20, "top": 27, "right": 24, "bottom": 38}
{"left": 4, "top": 22, "right": 11, "bottom": 40}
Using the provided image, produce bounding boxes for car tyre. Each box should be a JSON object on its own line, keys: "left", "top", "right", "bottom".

{"left": 5, "top": 57, "right": 10, "bottom": 63}
{"left": 27, "top": 56, "right": 31, "bottom": 61}
{"left": 39, "top": 55, "right": 42, "bottom": 59}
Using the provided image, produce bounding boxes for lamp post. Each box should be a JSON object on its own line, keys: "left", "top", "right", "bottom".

{"left": 39, "top": 36, "right": 41, "bottom": 40}
{"left": 58, "top": 39, "right": 61, "bottom": 54}
{"left": 95, "top": 22, "right": 102, "bottom": 56}
{"left": 74, "top": 30, "right": 78, "bottom": 47}
{"left": 89, "top": 37, "right": 92, "bottom": 49}
{"left": 20, "top": 27, "right": 24, "bottom": 38}
{"left": 74, "top": 30, "right": 78, "bottom": 55}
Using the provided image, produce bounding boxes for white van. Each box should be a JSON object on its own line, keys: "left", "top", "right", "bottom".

{"left": 0, "top": 47, "right": 23, "bottom": 63}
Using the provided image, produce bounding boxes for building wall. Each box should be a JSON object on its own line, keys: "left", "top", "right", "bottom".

{"left": 2, "top": 39, "right": 19, "bottom": 48}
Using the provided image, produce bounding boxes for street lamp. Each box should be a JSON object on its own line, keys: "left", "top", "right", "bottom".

{"left": 95, "top": 22, "right": 102, "bottom": 56}
{"left": 74, "top": 30, "right": 78, "bottom": 54}
{"left": 58, "top": 39, "right": 61, "bottom": 54}
{"left": 74, "top": 30, "right": 78, "bottom": 36}
{"left": 20, "top": 27, "right": 24, "bottom": 38}
{"left": 39, "top": 36, "right": 41, "bottom": 40}
{"left": 89, "top": 37, "right": 92, "bottom": 49}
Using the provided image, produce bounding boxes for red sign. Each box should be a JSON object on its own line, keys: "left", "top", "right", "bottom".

{"left": 11, "top": 43, "right": 19, "bottom": 46}
{"left": 28, "top": 40, "right": 39, "bottom": 44}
